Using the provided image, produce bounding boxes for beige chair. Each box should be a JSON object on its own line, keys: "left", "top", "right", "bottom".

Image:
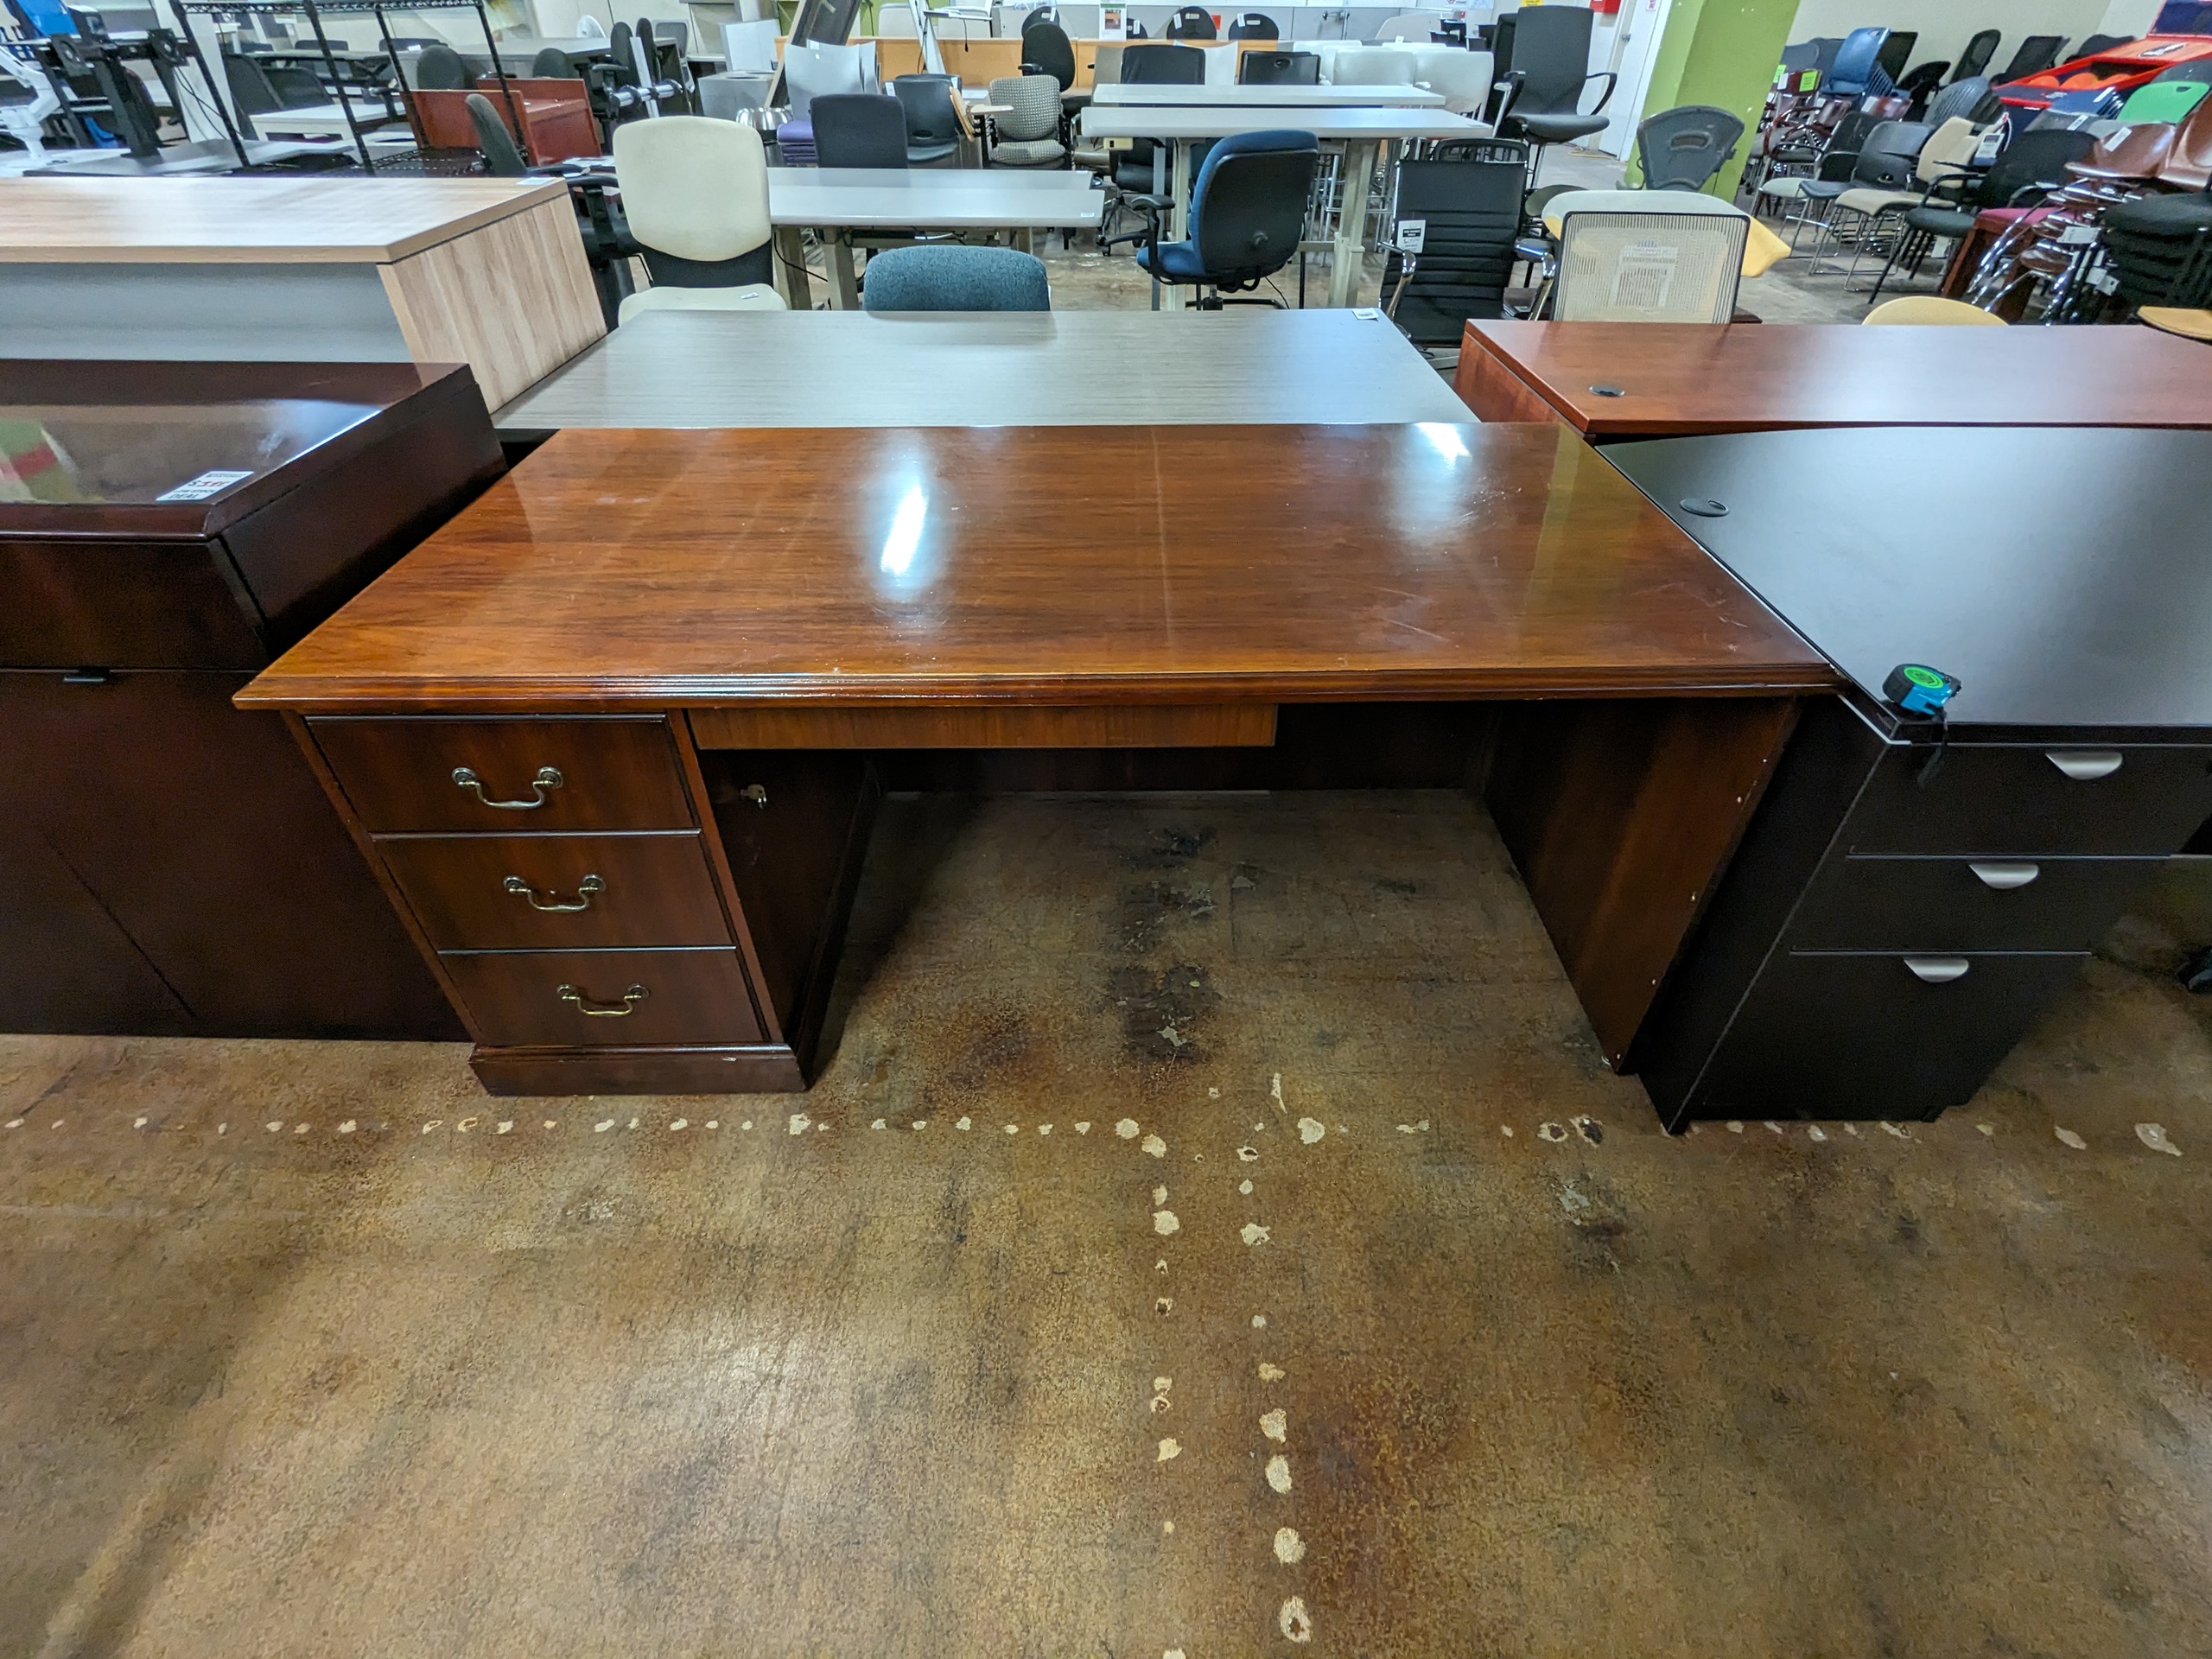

{"left": 986, "top": 73, "right": 1068, "bottom": 167}
{"left": 613, "top": 116, "right": 785, "bottom": 319}
{"left": 1413, "top": 47, "right": 1493, "bottom": 115}
{"left": 1821, "top": 117, "right": 1981, "bottom": 285}
{"left": 2139, "top": 306, "right": 2212, "bottom": 341}
{"left": 1863, "top": 296, "right": 2005, "bottom": 324}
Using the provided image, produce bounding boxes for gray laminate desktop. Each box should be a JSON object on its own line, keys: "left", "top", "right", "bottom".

{"left": 493, "top": 308, "right": 1469, "bottom": 435}
{"left": 1089, "top": 82, "right": 1446, "bottom": 106}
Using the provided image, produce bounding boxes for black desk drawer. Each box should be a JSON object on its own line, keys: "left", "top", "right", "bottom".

{"left": 1688, "top": 950, "right": 2088, "bottom": 1120}
{"left": 1789, "top": 855, "right": 2164, "bottom": 951}
{"left": 1846, "top": 743, "right": 2212, "bottom": 856}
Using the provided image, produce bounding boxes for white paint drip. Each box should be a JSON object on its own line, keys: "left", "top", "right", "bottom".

{"left": 1075, "top": 1122, "right": 1091, "bottom": 1135}
{"left": 594, "top": 1119, "right": 614, "bottom": 1133}
{"left": 1154, "top": 1185, "right": 1169, "bottom": 1205}
{"left": 816, "top": 1122, "right": 828, "bottom": 1133}
{"left": 1157, "top": 1297, "right": 1174, "bottom": 1314}
{"left": 1166, "top": 1649, "right": 1186, "bottom": 1659}
{"left": 1156, "top": 1258, "right": 1169, "bottom": 1273}
{"left": 1265, "top": 1454, "right": 1292, "bottom": 1493}
{"left": 1039, "top": 1123, "right": 1053, "bottom": 1135}
{"left": 957, "top": 1116, "right": 971, "bottom": 1131}
{"left": 2, "top": 1119, "right": 18, "bottom": 1130}
{"left": 1500, "top": 1125, "right": 1514, "bottom": 1137}
{"left": 1154, "top": 1210, "right": 1181, "bottom": 1236}
{"left": 1117, "top": 1118, "right": 1141, "bottom": 1139}
{"left": 1271, "top": 1073, "right": 1287, "bottom": 1117}
{"left": 1880, "top": 1122, "right": 1910, "bottom": 1139}
{"left": 705, "top": 1121, "right": 718, "bottom": 1130}
{"left": 1258, "top": 1363, "right": 1285, "bottom": 1382}
{"left": 338, "top": 1121, "right": 357, "bottom": 1135}
{"left": 455, "top": 1117, "right": 477, "bottom": 1135}
{"left": 1536, "top": 1122, "right": 1567, "bottom": 1143}
{"left": 494, "top": 1121, "right": 513, "bottom": 1135}
{"left": 1150, "top": 1394, "right": 1172, "bottom": 1414}
{"left": 1976, "top": 1122, "right": 1994, "bottom": 1136}
{"left": 133, "top": 1117, "right": 148, "bottom": 1129}
{"left": 788, "top": 1114, "right": 810, "bottom": 1135}
{"left": 670, "top": 1118, "right": 689, "bottom": 1132}
{"left": 1159, "top": 1024, "right": 1185, "bottom": 1049}
{"left": 872, "top": 1119, "right": 887, "bottom": 1130}
{"left": 912, "top": 1120, "right": 927, "bottom": 1131}
{"left": 2056, "top": 1127, "right": 2088, "bottom": 1150}
{"left": 1005, "top": 1123, "right": 1020, "bottom": 1135}
{"left": 1238, "top": 1146, "right": 1260, "bottom": 1162}
{"left": 1239, "top": 1179, "right": 1254, "bottom": 1195}
{"left": 215, "top": 1123, "right": 226, "bottom": 1135}
{"left": 1297, "top": 1117, "right": 1325, "bottom": 1145}
{"left": 741, "top": 1121, "right": 753, "bottom": 1130}
{"left": 1156, "top": 1438, "right": 1182, "bottom": 1462}
{"left": 1274, "top": 1526, "right": 1306, "bottom": 1565}
{"left": 1154, "top": 1376, "right": 1173, "bottom": 1392}
{"left": 1142, "top": 1134, "right": 1167, "bottom": 1158}
{"left": 1260, "top": 1408, "right": 1287, "bottom": 1443}
{"left": 1252, "top": 1314, "right": 1267, "bottom": 1328}
{"left": 1396, "top": 1120, "right": 1430, "bottom": 1135}
{"left": 1843, "top": 1124, "right": 1860, "bottom": 1137}
{"left": 544, "top": 1120, "right": 558, "bottom": 1129}
{"left": 1208, "top": 1087, "right": 1220, "bottom": 1097}
{"left": 629, "top": 1117, "right": 641, "bottom": 1130}
{"left": 2137, "top": 1122, "right": 2183, "bottom": 1156}
{"left": 1726, "top": 1121, "right": 1744, "bottom": 1134}
{"left": 1764, "top": 1122, "right": 1783, "bottom": 1135}
{"left": 1279, "top": 1595, "right": 1313, "bottom": 1643}
{"left": 268, "top": 1122, "right": 283, "bottom": 1134}
{"left": 1807, "top": 1126, "right": 1828, "bottom": 1142}
{"left": 418, "top": 1122, "right": 439, "bottom": 1135}
{"left": 1242, "top": 1223, "right": 1270, "bottom": 1247}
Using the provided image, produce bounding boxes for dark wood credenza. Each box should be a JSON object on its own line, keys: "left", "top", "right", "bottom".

{"left": 0, "top": 359, "right": 502, "bottom": 1039}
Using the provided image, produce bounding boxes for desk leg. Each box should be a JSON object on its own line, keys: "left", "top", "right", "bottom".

{"left": 1326, "top": 138, "right": 1382, "bottom": 308}
{"left": 826, "top": 232, "right": 862, "bottom": 310}
{"left": 1161, "top": 137, "right": 1193, "bottom": 314}
{"left": 1013, "top": 226, "right": 1034, "bottom": 255}
{"left": 773, "top": 226, "right": 812, "bottom": 311}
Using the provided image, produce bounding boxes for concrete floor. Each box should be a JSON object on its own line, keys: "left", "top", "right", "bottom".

{"left": 4, "top": 791, "right": 2209, "bottom": 1656}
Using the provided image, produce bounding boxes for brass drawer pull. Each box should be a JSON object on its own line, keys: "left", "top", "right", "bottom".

{"left": 453, "top": 765, "right": 564, "bottom": 809}
{"left": 504, "top": 874, "right": 605, "bottom": 912}
{"left": 557, "top": 982, "right": 647, "bottom": 1016}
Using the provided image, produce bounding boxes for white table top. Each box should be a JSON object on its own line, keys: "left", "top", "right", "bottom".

{"left": 1079, "top": 105, "right": 1489, "bottom": 141}
{"left": 493, "top": 308, "right": 1469, "bottom": 432}
{"left": 1090, "top": 83, "right": 1446, "bottom": 107}
{"left": 766, "top": 168, "right": 1104, "bottom": 230}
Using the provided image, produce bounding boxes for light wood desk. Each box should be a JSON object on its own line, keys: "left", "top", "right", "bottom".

{"left": 238, "top": 423, "right": 1835, "bottom": 1098}
{"left": 0, "top": 177, "right": 606, "bottom": 409}
{"left": 492, "top": 308, "right": 1471, "bottom": 435}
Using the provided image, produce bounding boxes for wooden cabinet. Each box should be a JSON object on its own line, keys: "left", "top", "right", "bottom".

{"left": 0, "top": 359, "right": 503, "bottom": 1039}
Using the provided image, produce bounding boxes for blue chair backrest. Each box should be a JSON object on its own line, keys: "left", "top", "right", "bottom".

{"left": 862, "top": 245, "right": 1051, "bottom": 311}
{"left": 1189, "top": 128, "right": 1319, "bottom": 282}
{"left": 1826, "top": 26, "right": 1890, "bottom": 97}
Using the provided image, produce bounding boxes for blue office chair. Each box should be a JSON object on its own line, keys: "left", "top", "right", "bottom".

{"left": 1120, "top": 129, "right": 1320, "bottom": 309}
{"left": 861, "top": 245, "right": 1052, "bottom": 311}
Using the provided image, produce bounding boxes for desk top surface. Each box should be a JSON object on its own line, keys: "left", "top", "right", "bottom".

{"left": 1605, "top": 425, "right": 2212, "bottom": 731}
{"left": 1080, "top": 104, "right": 1485, "bottom": 138}
{"left": 767, "top": 167, "right": 1105, "bottom": 227}
{"left": 238, "top": 422, "right": 1834, "bottom": 711}
{"left": 0, "top": 177, "right": 569, "bottom": 264}
{"left": 493, "top": 308, "right": 1471, "bottom": 432}
{"left": 1465, "top": 320, "right": 2212, "bottom": 435}
{"left": 1090, "top": 82, "right": 1446, "bottom": 105}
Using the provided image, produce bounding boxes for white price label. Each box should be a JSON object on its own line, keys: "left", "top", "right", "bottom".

{"left": 1395, "top": 219, "right": 1427, "bottom": 253}
{"left": 156, "top": 469, "right": 254, "bottom": 503}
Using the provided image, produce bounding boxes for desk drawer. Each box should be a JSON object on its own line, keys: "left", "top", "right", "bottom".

{"left": 442, "top": 948, "right": 762, "bottom": 1047}
{"left": 1846, "top": 742, "right": 2212, "bottom": 855}
{"left": 1692, "top": 950, "right": 2088, "bottom": 1119}
{"left": 312, "top": 717, "right": 695, "bottom": 834}
{"left": 1789, "top": 855, "right": 2164, "bottom": 951}
{"left": 381, "top": 832, "right": 731, "bottom": 951}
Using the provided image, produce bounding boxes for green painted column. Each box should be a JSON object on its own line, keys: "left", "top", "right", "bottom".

{"left": 1627, "top": 0, "right": 1800, "bottom": 194}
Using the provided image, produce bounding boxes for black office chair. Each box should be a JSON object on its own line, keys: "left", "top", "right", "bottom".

{"left": 1020, "top": 17, "right": 1085, "bottom": 119}
{"left": 811, "top": 92, "right": 908, "bottom": 168}
{"left": 2076, "top": 34, "right": 2133, "bottom": 59}
{"left": 415, "top": 42, "right": 473, "bottom": 89}
{"left": 1996, "top": 35, "right": 2065, "bottom": 82}
{"left": 1020, "top": 6, "right": 1060, "bottom": 33}
{"left": 1951, "top": 29, "right": 1999, "bottom": 83}
{"left": 531, "top": 46, "right": 579, "bottom": 79}
{"left": 465, "top": 90, "right": 528, "bottom": 175}
{"left": 1866, "top": 126, "right": 2094, "bottom": 300}
{"left": 1381, "top": 137, "right": 1527, "bottom": 346}
{"left": 1495, "top": 6, "right": 1615, "bottom": 183}
{"left": 1634, "top": 105, "right": 1743, "bottom": 192}
{"left": 1239, "top": 50, "right": 1318, "bottom": 86}
{"left": 1227, "top": 12, "right": 1278, "bottom": 40}
{"left": 892, "top": 73, "right": 962, "bottom": 165}
{"left": 1115, "top": 42, "right": 1209, "bottom": 200}
{"left": 1165, "top": 6, "right": 1217, "bottom": 41}
{"left": 1893, "top": 59, "right": 1950, "bottom": 114}
{"left": 1118, "top": 128, "right": 1319, "bottom": 308}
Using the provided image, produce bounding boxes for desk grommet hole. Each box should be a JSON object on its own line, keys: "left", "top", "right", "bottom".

{"left": 1588, "top": 384, "right": 1627, "bottom": 397}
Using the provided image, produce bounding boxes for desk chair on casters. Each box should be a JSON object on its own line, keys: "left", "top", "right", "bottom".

{"left": 892, "top": 74, "right": 963, "bottom": 165}
{"left": 466, "top": 92, "right": 529, "bottom": 175}
{"left": 812, "top": 92, "right": 909, "bottom": 168}
{"left": 986, "top": 73, "right": 1069, "bottom": 167}
{"left": 861, "top": 245, "right": 1052, "bottom": 310}
{"left": 1635, "top": 105, "right": 1743, "bottom": 192}
{"left": 1551, "top": 209, "right": 1747, "bottom": 321}
{"left": 613, "top": 116, "right": 787, "bottom": 320}
{"left": 1495, "top": 6, "right": 1617, "bottom": 187}
{"left": 1382, "top": 136, "right": 1528, "bottom": 347}
{"left": 1240, "top": 50, "right": 1318, "bottom": 86}
{"left": 1951, "top": 29, "right": 1999, "bottom": 84}
{"left": 1118, "top": 129, "right": 1320, "bottom": 309}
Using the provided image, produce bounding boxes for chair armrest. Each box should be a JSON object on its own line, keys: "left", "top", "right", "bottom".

{"left": 1580, "top": 69, "right": 1618, "bottom": 116}
{"left": 2003, "top": 180, "right": 2062, "bottom": 207}
{"left": 1493, "top": 68, "right": 1525, "bottom": 124}
{"left": 1100, "top": 193, "right": 1163, "bottom": 252}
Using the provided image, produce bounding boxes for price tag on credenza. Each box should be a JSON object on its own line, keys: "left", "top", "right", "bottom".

{"left": 156, "top": 469, "right": 254, "bottom": 503}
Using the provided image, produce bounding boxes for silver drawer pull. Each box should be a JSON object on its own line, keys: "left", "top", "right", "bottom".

{"left": 2046, "top": 750, "right": 2122, "bottom": 781}
{"left": 558, "top": 982, "right": 647, "bottom": 1017}
{"left": 454, "top": 765, "right": 564, "bottom": 809}
{"left": 1904, "top": 956, "right": 1971, "bottom": 984}
{"left": 505, "top": 874, "right": 604, "bottom": 912}
{"left": 1969, "top": 861, "right": 2040, "bottom": 891}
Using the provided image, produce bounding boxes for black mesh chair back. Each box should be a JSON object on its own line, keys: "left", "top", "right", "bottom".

{"left": 1508, "top": 4, "right": 1596, "bottom": 117}
{"left": 1021, "top": 21, "right": 1077, "bottom": 90}
{"left": 416, "top": 42, "right": 473, "bottom": 89}
{"left": 1382, "top": 137, "right": 1526, "bottom": 343}
{"left": 1020, "top": 6, "right": 1059, "bottom": 31}
{"left": 893, "top": 73, "right": 962, "bottom": 162}
{"left": 1978, "top": 125, "right": 2094, "bottom": 206}
{"left": 1192, "top": 132, "right": 1319, "bottom": 287}
{"left": 1228, "top": 12, "right": 1278, "bottom": 39}
{"left": 812, "top": 92, "right": 910, "bottom": 168}
{"left": 1634, "top": 105, "right": 1743, "bottom": 190}
{"left": 531, "top": 46, "right": 580, "bottom": 78}
{"left": 1998, "top": 36, "right": 2064, "bottom": 81}
{"left": 1122, "top": 42, "right": 1207, "bottom": 83}
{"left": 1849, "top": 118, "right": 1932, "bottom": 189}
{"left": 1923, "top": 75, "right": 1989, "bottom": 129}
{"left": 1873, "top": 30, "right": 1916, "bottom": 86}
{"left": 1239, "top": 50, "right": 1318, "bottom": 86}
{"left": 2102, "top": 192, "right": 2212, "bottom": 308}
{"left": 466, "top": 91, "right": 529, "bottom": 175}
{"left": 1166, "top": 6, "right": 1217, "bottom": 41}
{"left": 2077, "top": 34, "right": 2133, "bottom": 58}
{"left": 605, "top": 22, "right": 639, "bottom": 88}
{"left": 1893, "top": 60, "right": 1948, "bottom": 108}
{"left": 222, "top": 50, "right": 283, "bottom": 115}
{"left": 1952, "top": 29, "right": 1999, "bottom": 82}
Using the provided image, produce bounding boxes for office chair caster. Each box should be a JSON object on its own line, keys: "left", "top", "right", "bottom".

{"left": 2182, "top": 946, "right": 2212, "bottom": 995}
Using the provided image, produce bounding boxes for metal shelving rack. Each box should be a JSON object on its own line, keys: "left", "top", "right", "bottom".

{"left": 166, "top": 0, "right": 524, "bottom": 172}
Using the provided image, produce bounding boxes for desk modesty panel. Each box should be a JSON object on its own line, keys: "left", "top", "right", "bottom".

{"left": 239, "top": 423, "right": 1836, "bottom": 1098}
{"left": 1452, "top": 320, "right": 2212, "bottom": 437}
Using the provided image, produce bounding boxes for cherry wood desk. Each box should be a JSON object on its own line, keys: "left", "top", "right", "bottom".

{"left": 239, "top": 423, "right": 1836, "bottom": 1097}
{"left": 1453, "top": 321, "right": 2212, "bottom": 438}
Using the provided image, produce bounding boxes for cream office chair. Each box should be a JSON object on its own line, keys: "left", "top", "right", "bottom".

{"left": 613, "top": 117, "right": 787, "bottom": 319}
{"left": 1863, "top": 296, "right": 2005, "bottom": 324}
{"left": 1553, "top": 209, "right": 1748, "bottom": 322}
{"left": 1328, "top": 45, "right": 1420, "bottom": 86}
{"left": 1414, "top": 47, "right": 1493, "bottom": 115}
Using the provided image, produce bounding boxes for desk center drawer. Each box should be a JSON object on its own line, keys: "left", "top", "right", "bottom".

{"left": 381, "top": 832, "right": 732, "bottom": 950}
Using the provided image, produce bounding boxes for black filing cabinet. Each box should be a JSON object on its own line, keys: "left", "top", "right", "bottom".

{"left": 1607, "top": 426, "right": 2212, "bottom": 1128}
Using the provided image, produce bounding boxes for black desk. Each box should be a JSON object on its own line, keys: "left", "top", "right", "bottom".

{"left": 1605, "top": 426, "right": 2212, "bottom": 1126}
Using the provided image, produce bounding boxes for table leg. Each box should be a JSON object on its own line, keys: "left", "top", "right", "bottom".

{"left": 1162, "top": 137, "right": 1193, "bottom": 314}
{"left": 1327, "top": 138, "right": 1382, "bottom": 308}
{"left": 1013, "top": 226, "right": 1034, "bottom": 255}
{"left": 827, "top": 233, "right": 861, "bottom": 310}
{"left": 773, "top": 226, "right": 812, "bottom": 311}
